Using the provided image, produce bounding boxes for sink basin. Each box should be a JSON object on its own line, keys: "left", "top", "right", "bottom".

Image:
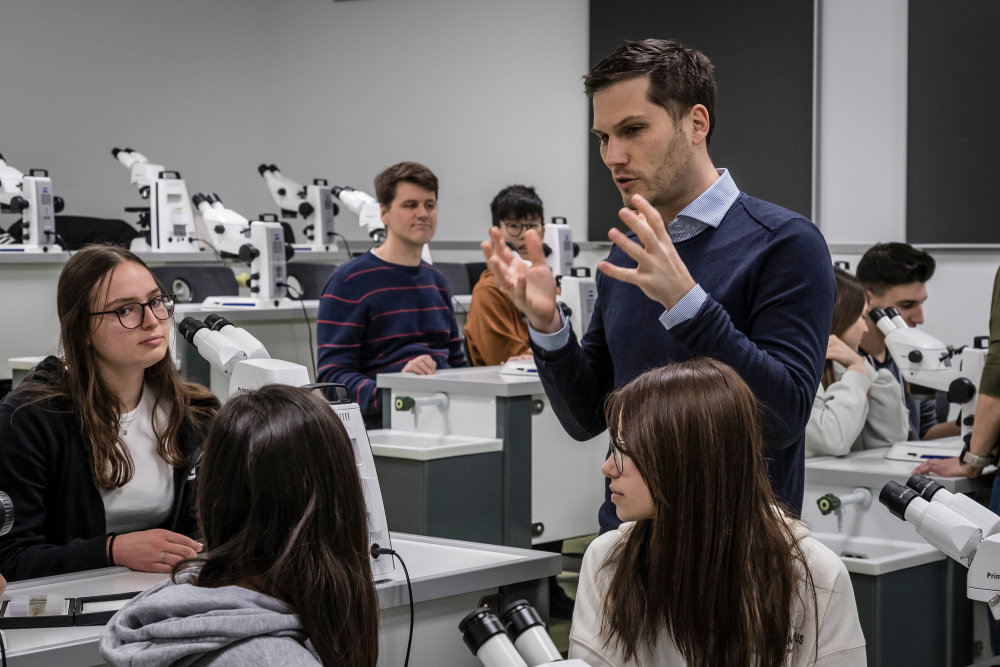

{"left": 811, "top": 531, "right": 945, "bottom": 576}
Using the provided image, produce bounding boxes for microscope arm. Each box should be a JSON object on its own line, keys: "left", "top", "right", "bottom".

{"left": 332, "top": 185, "right": 385, "bottom": 244}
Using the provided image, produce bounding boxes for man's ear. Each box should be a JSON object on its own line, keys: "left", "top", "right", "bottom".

{"left": 689, "top": 104, "right": 711, "bottom": 145}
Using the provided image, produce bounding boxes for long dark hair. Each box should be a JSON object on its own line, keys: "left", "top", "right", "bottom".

{"left": 17, "top": 243, "right": 217, "bottom": 489}
{"left": 822, "top": 267, "right": 867, "bottom": 388}
{"left": 601, "top": 358, "right": 812, "bottom": 667}
{"left": 181, "top": 384, "right": 379, "bottom": 666}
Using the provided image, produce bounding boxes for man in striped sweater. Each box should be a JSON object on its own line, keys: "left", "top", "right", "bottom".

{"left": 317, "top": 162, "right": 466, "bottom": 422}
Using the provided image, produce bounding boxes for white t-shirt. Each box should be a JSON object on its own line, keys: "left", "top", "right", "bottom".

{"left": 101, "top": 387, "right": 175, "bottom": 533}
{"left": 569, "top": 520, "right": 867, "bottom": 667}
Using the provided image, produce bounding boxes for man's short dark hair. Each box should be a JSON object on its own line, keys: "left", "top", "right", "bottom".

{"left": 856, "top": 242, "right": 936, "bottom": 295}
{"left": 373, "top": 161, "right": 438, "bottom": 206}
{"left": 583, "top": 38, "right": 717, "bottom": 143}
{"left": 490, "top": 185, "right": 544, "bottom": 227}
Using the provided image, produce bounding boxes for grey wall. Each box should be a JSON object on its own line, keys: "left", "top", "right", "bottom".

{"left": 2, "top": 0, "right": 998, "bottom": 346}
{"left": 0, "top": 0, "right": 589, "bottom": 243}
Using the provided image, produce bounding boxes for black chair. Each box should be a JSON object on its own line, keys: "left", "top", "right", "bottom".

{"left": 434, "top": 261, "right": 471, "bottom": 296}
{"left": 285, "top": 262, "right": 337, "bottom": 300}
{"left": 150, "top": 265, "right": 239, "bottom": 304}
{"left": 464, "top": 261, "right": 488, "bottom": 290}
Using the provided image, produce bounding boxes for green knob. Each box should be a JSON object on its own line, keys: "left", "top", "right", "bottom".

{"left": 395, "top": 396, "right": 416, "bottom": 411}
{"left": 816, "top": 493, "right": 842, "bottom": 516}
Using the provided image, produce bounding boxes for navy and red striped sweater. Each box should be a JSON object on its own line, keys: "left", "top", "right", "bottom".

{"left": 317, "top": 251, "right": 466, "bottom": 413}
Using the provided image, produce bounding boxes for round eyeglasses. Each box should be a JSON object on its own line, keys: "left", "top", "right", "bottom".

{"left": 89, "top": 294, "right": 176, "bottom": 329}
{"left": 502, "top": 219, "right": 544, "bottom": 236}
{"left": 610, "top": 435, "right": 628, "bottom": 473}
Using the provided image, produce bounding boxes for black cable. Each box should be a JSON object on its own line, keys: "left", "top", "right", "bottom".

{"left": 332, "top": 232, "right": 354, "bottom": 260}
{"left": 371, "top": 546, "right": 413, "bottom": 667}
{"left": 278, "top": 282, "right": 318, "bottom": 382}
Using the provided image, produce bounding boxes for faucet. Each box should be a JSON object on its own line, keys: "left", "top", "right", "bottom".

{"left": 393, "top": 392, "right": 449, "bottom": 428}
{"left": 816, "top": 488, "right": 873, "bottom": 532}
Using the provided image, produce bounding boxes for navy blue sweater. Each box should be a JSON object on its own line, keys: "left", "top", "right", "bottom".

{"left": 533, "top": 193, "right": 834, "bottom": 531}
{"left": 316, "top": 251, "right": 466, "bottom": 414}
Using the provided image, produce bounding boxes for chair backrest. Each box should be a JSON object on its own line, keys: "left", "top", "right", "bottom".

{"left": 150, "top": 265, "right": 239, "bottom": 304}
{"left": 434, "top": 261, "right": 471, "bottom": 296}
{"left": 464, "top": 261, "right": 488, "bottom": 290}
{"left": 286, "top": 262, "right": 337, "bottom": 300}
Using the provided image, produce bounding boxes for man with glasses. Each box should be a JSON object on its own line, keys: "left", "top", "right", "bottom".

{"left": 464, "top": 185, "right": 545, "bottom": 366}
{"left": 485, "top": 38, "right": 834, "bottom": 533}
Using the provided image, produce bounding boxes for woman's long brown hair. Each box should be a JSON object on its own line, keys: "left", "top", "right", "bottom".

{"left": 601, "top": 358, "right": 814, "bottom": 667}
{"left": 18, "top": 244, "right": 217, "bottom": 489}
{"left": 821, "top": 268, "right": 868, "bottom": 388}
{"left": 181, "top": 385, "right": 379, "bottom": 666}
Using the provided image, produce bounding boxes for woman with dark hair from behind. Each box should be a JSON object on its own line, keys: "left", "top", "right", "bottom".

{"left": 0, "top": 244, "right": 218, "bottom": 580}
{"left": 101, "top": 384, "right": 379, "bottom": 666}
{"left": 805, "top": 267, "right": 908, "bottom": 456}
{"left": 568, "top": 358, "right": 866, "bottom": 666}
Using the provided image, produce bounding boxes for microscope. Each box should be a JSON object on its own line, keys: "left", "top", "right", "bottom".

{"left": 191, "top": 193, "right": 296, "bottom": 308}
{"left": 258, "top": 164, "right": 337, "bottom": 253}
{"left": 543, "top": 219, "right": 596, "bottom": 338}
{"left": 871, "top": 306, "right": 985, "bottom": 461}
{"left": 177, "top": 314, "right": 395, "bottom": 580}
{"left": 881, "top": 475, "right": 1000, "bottom": 620}
{"left": 0, "top": 153, "right": 64, "bottom": 252}
{"left": 111, "top": 147, "right": 199, "bottom": 253}
{"left": 460, "top": 600, "right": 588, "bottom": 667}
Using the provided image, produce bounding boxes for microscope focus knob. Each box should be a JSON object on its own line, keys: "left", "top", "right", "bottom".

{"left": 908, "top": 350, "right": 923, "bottom": 363}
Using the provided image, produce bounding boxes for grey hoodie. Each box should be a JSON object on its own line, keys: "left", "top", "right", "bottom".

{"left": 100, "top": 569, "right": 321, "bottom": 666}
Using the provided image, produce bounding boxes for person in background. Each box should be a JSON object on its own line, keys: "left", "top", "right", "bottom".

{"left": 805, "top": 268, "right": 909, "bottom": 456}
{"left": 465, "top": 184, "right": 544, "bottom": 366}
{"left": 913, "top": 265, "right": 1000, "bottom": 656}
{"left": 484, "top": 38, "right": 834, "bottom": 532}
{"left": 101, "top": 384, "right": 379, "bottom": 666}
{"left": 569, "top": 359, "right": 866, "bottom": 666}
{"left": 856, "top": 241, "right": 959, "bottom": 440}
{"left": 0, "top": 244, "right": 218, "bottom": 581}
{"left": 316, "top": 161, "right": 466, "bottom": 424}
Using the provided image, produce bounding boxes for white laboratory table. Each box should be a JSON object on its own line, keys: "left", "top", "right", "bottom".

{"left": 374, "top": 367, "right": 607, "bottom": 547}
{"left": 0, "top": 532, "right": 560, "bottom": 667}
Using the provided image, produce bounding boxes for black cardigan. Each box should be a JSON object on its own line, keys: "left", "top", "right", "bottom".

{"left": 0, "top": 357, "right": 214, "bottom": 581}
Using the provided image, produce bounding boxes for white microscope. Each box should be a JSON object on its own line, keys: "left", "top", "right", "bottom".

{"left": 870, "top": 306, "right": 985, "bottom": 461}
{"left": 460, "top": 600, "right": 588, "bottom": 667}
{"left": 111, "top": 147, "right": 200, "bottom": 253}
{"left": 191, "top": 192, "right": 296, "bottom": 308}
{"left": 258, "top": 164, "right": 337, "bottom": 253}
{"left": 881, "top": 475, "right": 1000, "bottom": 620}
{"left": 543, "top": 219, "right": 596, "bottom": 338}
{"left": 0, "top": 152, "right": 64, "bottom": 252}
{"left": 177, "top": 314, "right": 395, "bottom": 580}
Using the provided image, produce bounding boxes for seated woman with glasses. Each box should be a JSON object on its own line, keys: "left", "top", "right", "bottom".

{"left": 569, "top": 358, "right": 866, "bottom": 666}
{"left": 0, "top": 244, "right": 219, "bottom": 581}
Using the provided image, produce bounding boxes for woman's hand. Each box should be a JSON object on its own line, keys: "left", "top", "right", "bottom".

{"left": 111, "top": 529, "right": 203, "bottom": 573}
{"left": 827, "top": 335, "right": 868, "bottom": 375}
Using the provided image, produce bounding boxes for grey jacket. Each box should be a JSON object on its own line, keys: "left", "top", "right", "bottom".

{"left": 100, "top": 569, "right": 320, "bottom": 666}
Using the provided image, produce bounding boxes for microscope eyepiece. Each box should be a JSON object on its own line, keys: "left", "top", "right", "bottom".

{"left": 204, "top": 313, "right": 233, "bottom": 331}
{"left": 177, "top": 316, "right": 208, "bottom": 344}
{"left": 868, "top": 306, "right": 887, "bottom": 322}
{"left": 459, "top": 608, "right": 508, "bottom": 656}
{"left": 500, "top": 600, "right": 544, "bottom": 639}
{"left": 885, "top": 306, "right": 901, "bottom": 318}
{"left": 257, "top": 164, "right": 271, "bottom": 176}
{"left": 906, "top": 473, "right": 944, "bottom": 501}
{"left": 879, "top": 480, "right": 920, "bottom": 521}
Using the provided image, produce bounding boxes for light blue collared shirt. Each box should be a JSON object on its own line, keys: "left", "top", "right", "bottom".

{"left": 531, "top": 169, "right": 739, "bottom": 349}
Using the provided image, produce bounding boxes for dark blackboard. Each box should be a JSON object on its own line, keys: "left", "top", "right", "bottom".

{"left": 907, "top": 0, "right": 1000, "bottom": 244}
{"left": 587, "top": 1, "right": 814, "bottom": 241}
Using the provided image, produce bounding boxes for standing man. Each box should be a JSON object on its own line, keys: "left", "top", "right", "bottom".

{"left": 485, "top": 38, "right": 834, "bottom": 532}
{"left": 465, "top": 185, "right": 545, "bottom": 366}
{"left": 317, "top": 162, "right": 465, "bottom": 423}
{"left": 856, "top": 242, "right": 958, "bottom": 440}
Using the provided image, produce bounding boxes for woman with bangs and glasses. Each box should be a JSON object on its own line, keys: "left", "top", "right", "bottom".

{"left": 0, "top": 244, "right": 219, "bottom": 581}
{"left": 569, "top": 358, "right": 866, "bottom": 667}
